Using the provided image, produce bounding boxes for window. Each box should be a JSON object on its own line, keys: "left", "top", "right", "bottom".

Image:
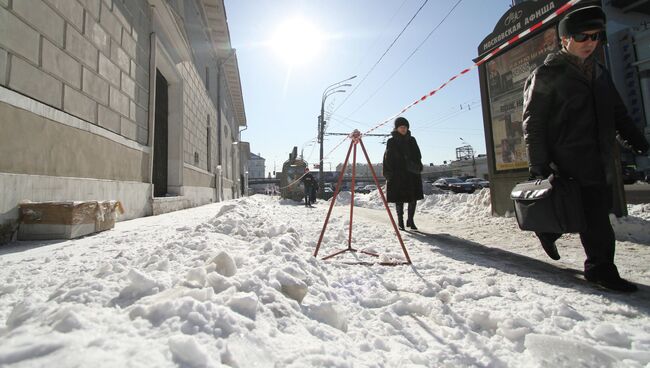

{"left": 207, "top": 115, "right": 212, "bottom": 172}
{"left": 205, "top": 67, "right": 209, "bottom": 91}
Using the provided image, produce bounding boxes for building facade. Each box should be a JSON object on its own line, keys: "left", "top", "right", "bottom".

{"left": 248, "top": 152, "right": 265, "bottom": 179}
{"left": 0, "top": 0, "right": 247, "bottom": 241}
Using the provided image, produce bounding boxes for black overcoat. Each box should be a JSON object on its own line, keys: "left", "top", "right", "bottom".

{"left": 383, "top": 131, "right": 424, "bottom": 203}
{"left": 523, "top": 51, "right": 649, "bottom": 187}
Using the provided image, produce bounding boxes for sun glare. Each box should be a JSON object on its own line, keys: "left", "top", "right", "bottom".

{"left": 270, "top": 17, "right": 324, "bottom": 66}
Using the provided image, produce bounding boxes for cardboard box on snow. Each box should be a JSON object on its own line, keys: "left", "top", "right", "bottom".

{"left": 18, "top": 201, "right": 124, "bottom": 240}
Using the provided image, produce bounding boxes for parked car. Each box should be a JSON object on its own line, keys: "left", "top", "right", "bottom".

{"left": 433, "top": 177, "right": 476, "bottom": 194}
{"left": 354, "top": 184, "right": 367, "bottom": 194}
{"left": 362, "top": 184, "right": 377, "bottom": 193}
{"left": 355, "top": 184, "right": 376, "bottom": 194}
{"left": 465, "top": 178, "right": 490, "bottom": 189}
{"left": 323, "top": 187, "right": 334, "bottom": 200}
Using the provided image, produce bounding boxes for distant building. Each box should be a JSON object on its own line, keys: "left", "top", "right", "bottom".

{"left": 336, "top": 163, "right": 383, "bottom": 178}
{"left": 448, "top": 155, "right": 489, "bottom": 179}
{"left": 248, "top": 153, "right": 265, "bottom": 178}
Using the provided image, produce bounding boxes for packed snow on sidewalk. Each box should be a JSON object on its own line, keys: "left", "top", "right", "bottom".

{"left": 0, "top": 193, "right": 649, "bottom": 367}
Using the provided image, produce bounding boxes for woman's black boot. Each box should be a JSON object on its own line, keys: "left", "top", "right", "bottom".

{"left": 407, "top": 201, "right": 418, "bottom": 229}
{"left": 396, "top": 203, "right": 405, "bottom": 230}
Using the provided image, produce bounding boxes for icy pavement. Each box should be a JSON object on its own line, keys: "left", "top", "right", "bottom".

{"left": 0, "top": 193, "right": 649, "bottom": 367}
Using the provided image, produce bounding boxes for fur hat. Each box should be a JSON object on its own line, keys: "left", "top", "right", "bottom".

{"left": 558, "top": 6, "right": 606, "bottom": 38}
{"left": 394, "top": 117, "right": 409, "bottom": 129}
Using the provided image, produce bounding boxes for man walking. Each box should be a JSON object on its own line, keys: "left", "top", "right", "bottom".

{"left": 523, "top": 6, "right": 649, "bottom": 292}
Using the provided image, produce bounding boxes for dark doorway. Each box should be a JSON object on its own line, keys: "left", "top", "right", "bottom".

{"left": 153, "top": 70, "right": 169, "bottom": 197}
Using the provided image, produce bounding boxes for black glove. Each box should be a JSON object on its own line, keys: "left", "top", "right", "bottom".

{"left": 625, "top": 134, "right": 649, "bottom": 155}
{"left": 529, "top": 164, "right": 552, "bottom": 179}
{"left": 635, "top": 140, "right": 649, "bottom": 155}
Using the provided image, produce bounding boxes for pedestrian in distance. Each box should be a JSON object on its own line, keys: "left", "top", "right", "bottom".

{"left": 522, "top": 5, "right": 649, "bottom": 292}
{"left": 311, "top": 181, "right": 318, "bottom": 205}
{"left": 383, "top": 117, "right": 424, "bottom": 231}
{"left": 300, "top": 168, "right": 317, "bottom": 208}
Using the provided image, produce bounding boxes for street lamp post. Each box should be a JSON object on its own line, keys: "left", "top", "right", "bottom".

{"left": 318, "top": 75, "right": 356, "bottom": 198}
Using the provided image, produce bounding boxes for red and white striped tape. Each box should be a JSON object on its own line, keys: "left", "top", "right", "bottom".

{"left": 361, "top": 0, "right": 582, "bottom": 136}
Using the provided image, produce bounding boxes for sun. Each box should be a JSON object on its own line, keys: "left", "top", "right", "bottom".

{"left": 270, "top": 17, "right": 324, "bottom": 66}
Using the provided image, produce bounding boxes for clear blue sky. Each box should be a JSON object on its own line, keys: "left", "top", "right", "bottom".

{"left": 225, "top": 0, "right": 515, "bottom": 175}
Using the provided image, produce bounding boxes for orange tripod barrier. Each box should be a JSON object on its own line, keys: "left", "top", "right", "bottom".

{"left": 313, "top": 130, "right": 412, "bottom": 265}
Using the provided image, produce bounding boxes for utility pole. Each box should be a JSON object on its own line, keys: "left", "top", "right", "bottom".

{"left": 318, "top": 112, "right": 324, "bottom": 194}
{"left": 318, "top": 75, "right": 356, "bottom": 198}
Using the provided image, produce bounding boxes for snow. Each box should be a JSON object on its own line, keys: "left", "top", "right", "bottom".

{"left": 0, "top": 193, "right": 649, "bottom": 367}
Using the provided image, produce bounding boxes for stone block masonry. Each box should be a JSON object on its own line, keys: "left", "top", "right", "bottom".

{"left": 64, "top": 85, "right": 97, "bottom": 124}
{"left": 109, "top": 85, "right": 130, "bottom": 117}
{"left": 0, "top": 7, "right": 40, "bottom": 64}
{"left": 111, "top": 40, "right": 130, "bottom": 73}
{"left": 98, "top": 104, "right": 120, "bottom": 134}
{"left": 66, "top": 25, "right": 99, "bottom": 71}
{"left": 79, "top": 0, "right": 100, "bottom": 21}
{"left": 0, "top": 48, "right": 7, "bottom": 86}
{"left": 99, "top": 53, "right": 120, "bottom": 88}
{"left": 0, "top": 0, "right": 151, "bottom": 146}
{"left": 43, "top": 39, "right": 82, "bottom": 89}
{"left": 100, "top": 2, "right": 122, "bottom": 42}
{"left": 82, "top": 67, "right": 109, "bottom": 105}
{"left": 86, "top": 15, "right": 111, "bottom": 56}
{"left": 9, "top": 57, "right": 62, "bottom": 108}
{"left": 13, "top": 0, "right": 65, "bottom": 48}
{"left": 44, "top": 0, "right": 84, "bottom": 32}
{"left": 121, "top": 117, "right": 137, "bottom": 141}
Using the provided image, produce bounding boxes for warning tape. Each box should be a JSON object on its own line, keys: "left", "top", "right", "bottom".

{"left": 362, "top": 0, "right": 582, "bottom": 136}
{"left": 296, "top": 0, "right": 582, "bottom": 191}
{"left": 278, "top": 172, "right": 307, "bottom": 190}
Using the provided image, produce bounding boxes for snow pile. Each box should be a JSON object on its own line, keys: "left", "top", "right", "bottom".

{"left": 338, "top": 188, "right": 649, "bottom": 244}
{"left": 611, "top": 203, "right": 650, "bottom": 244}
{"left": 331, "top": 188, "right": 493, "bottom": 220}
{"left": 0, "top": 195, "right": 649, "bottom": 367}
{"left": 331, "top": 189, "right": 385, "bottom": 210}
{"left": 417, "top": 188, "right": 492, "bottom": 219}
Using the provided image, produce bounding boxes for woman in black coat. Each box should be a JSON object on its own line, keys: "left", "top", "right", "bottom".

{"left": 383, "top": 117, "right": 424, "bottom": 230}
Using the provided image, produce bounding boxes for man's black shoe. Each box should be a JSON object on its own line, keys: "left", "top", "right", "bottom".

{"left": 536, "top": 232, "right": 561, "bottom": 260}
{"left": 587, "top": 276, "right": 638, "bottom": 292}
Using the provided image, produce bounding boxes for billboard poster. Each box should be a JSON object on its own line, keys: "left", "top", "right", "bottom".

{"left": 486, "top": 27, "right": 558, "bottom": 171}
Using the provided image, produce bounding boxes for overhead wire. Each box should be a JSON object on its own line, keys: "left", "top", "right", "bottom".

{"left": 332, "top": 0, "right": 430, "bottom": 114}
{"left": 350, "top": 0, "right": 410, "bottom": 73}
{"left": 417, "top": 101, "right": 480, "bottom": 131}
{"left": 340, "top": 0, "right": 464, "bottom": 123}
{"left": 316, "top": 0, "right": 582, "bottom": 169}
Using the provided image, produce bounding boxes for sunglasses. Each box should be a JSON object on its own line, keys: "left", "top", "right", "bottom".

{"left": 572, "top": 32, "right": 602, "bottom": 42}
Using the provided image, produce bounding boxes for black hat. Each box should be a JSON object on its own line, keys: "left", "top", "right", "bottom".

{"left": 394, "top": 117, "right": 409, "bottom": 129}
{"left": 558, "top": 6, "right": 606, "bottom": 37}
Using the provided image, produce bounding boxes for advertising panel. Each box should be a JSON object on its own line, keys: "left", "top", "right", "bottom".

{"left": 486, "top": 28, "right": 558, "bottom": 171}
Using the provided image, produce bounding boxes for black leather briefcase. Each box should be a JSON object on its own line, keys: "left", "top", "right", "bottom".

{"left": 510, "top": 177, "right": 586, "bottom": 234}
